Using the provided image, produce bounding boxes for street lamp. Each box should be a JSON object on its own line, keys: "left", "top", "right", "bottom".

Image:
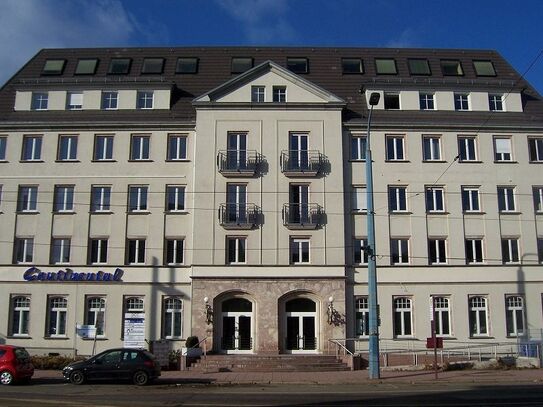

{"left": 365, "top": 91, "right": 381, "bottom": 379}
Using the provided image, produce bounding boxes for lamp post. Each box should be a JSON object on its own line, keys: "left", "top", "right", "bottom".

{"left": 365, "top": 92, "right": 381, "bottom": 379}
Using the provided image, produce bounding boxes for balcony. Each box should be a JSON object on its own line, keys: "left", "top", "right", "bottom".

{"left": 280, "top": 150, "right": 324, "bottom": 177}
{"left": 217, "top": 150, "right": 261, "bottom": 177}
{"left": 282, "top": 203, "right": 323, "bottom": 229}
{"left": 219, "top": 203, "right": 259, "bottom": 229}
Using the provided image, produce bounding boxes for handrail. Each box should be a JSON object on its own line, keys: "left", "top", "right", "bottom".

{"left": 182, "top": 336, "right": 208, "bottom": 358}
{"left": 328, "top": 339, "right": 353, "bottom": 356}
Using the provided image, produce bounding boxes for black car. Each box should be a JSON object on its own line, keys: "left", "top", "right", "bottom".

{"left": 62, "top": 348, "right": 161, "bottom": 386}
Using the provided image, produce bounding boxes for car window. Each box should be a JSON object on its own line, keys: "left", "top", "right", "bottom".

{"left": 0, "top": 350, "right": 6, "bottom": 358}
{"left": 122, "top": 351, "right": 142, "bottom": 363}
{"left": 143, "top": 351, "right": 155, "bottom": 360}
{"left": 96, "top": 350, "right": 122, "bottom": 365}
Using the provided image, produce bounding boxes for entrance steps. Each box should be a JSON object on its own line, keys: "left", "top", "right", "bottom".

{"left": 189, "top": 354, "right": 351, "bottom": 372}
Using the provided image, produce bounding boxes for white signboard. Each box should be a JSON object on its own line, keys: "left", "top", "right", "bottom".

{"left": 123, "top": 313, "right": 146, "bottom": 348}
{"left": 76, "top": 324, "right": 97, "bottom": 339}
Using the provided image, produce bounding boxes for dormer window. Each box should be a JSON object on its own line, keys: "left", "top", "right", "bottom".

{"left": 137, "top": 91, "right": 154, "bottom": 109}
{"left": 287, "top": 58, "right": 308, "bottom": 74}
{"left": 42, "top": 59, "right": 66, "bottom": 75}
{"left": 75, "top": 59, "right": 98, "bottom": 75}
{"left": 273, "top": 86, "right": 286, "bottom": 102}
{"left": 31, "top": 92, "right": 48, "bottom": 111}
{"left": 231, "top": 57, "right": 253, "bottom": 74}
{"left": 141, "top": 58, "right": 164, "bottom": 74}
{"left": 473, "top": 60, "right": 496, "bottom": 77}
{"left": 251, "top": 86, "right": 265, "bottom": 103}
{"left": 342, "top": 58, "right": 363, "bottom": 74}
{"left": 489, "top": 94, "right": 504, "bottom": 111}
{"left": 66, "top": 92, "right": 83, "bottom": 110}
{"left": 441, "top": 60, "right": 464, "bottom": 76}
{"left": 384, "top": 92, "right": 400, "bottom": 110}
{"left": 408, "top": 59, "right": 431, "bottom": 75}
{"left": 375, "top": 58, "right": 397, "bottom": 75}
{"left": 108, "top": 58, "right": 131, "bottom": 75}
{"left": 176, "top": 58, "right": 198, "bottom": 74}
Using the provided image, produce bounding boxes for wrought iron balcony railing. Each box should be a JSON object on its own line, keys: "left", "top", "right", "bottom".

{"left": 280, "top": 150, "right": 323, "bottom": 176}
{"left": 219, "top": 203, "right": 259, "bottom": 229}
{"left": 282, "top": 203, "right": 323, "bottom": 229}
{"left": 217, "top": 150, "right": 261, "bottom": 177}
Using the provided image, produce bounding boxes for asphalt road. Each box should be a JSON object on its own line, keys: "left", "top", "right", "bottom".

{"left": 1, "top": 379, "right": 543, "bottom": 406}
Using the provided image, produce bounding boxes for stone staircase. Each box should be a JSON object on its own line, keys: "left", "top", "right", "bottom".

{"left": 188, "top": 354, "right": 351, "bottom": 372}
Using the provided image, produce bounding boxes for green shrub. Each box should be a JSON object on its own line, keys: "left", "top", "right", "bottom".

{"left": 31, "top": 355, "right": 84, "bottom": 370}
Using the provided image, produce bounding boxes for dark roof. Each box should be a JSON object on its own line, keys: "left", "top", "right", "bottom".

{"left": 1, "top": 46, "right": 542, "bottom": 128}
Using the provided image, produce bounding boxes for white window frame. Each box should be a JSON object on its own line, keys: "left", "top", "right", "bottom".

{"left": 501, "top": 238, "right": 520, "bottom": 264}
{"left": 465, "top": 238, "right": 484, "bottom": 264}
{"left": 85, "top": 296, "right": 106, "bottom": 337}
{"left": 505, "top": 295, "right": 525, "bottom": 337}
{"left": 251, "top": 86, "right": 265, "bottom": 102}
{"left": 14, "top": 238, "right": 34, "bottom": 264}
{"left": 422, "top": 136, "right": 441, "bottom": 161}
{"left": 89, "top": 238, "right": 108, "bottom": 264}
{"left": 428, "top": 238, "right": 447, "bottom": 265}
{"left": 393, "top": 297, "right": 413, "bottom": 338}
{"left": 51, "top": 238, "right": 71, "bottom": 264}
{"left": 419, "top": 93, "right": 435, "bottom": 110}
{"left": 130, "top": 134, "right": 150, "bottom": 160}
{"left": 352, "top": 186, "right": 367, "bottom": 212}
{"left": 66, "top": 91, "right": 83, "bottom": 110}
{"left": 101, "top": 91, "right": 118, "bottom": 110}
{"left": 227, "top": 236, "right": 247, "bottom": 264}
{"left": 534, "top": 187, "right": 543, "bottom": 213}
{"left": 53, "top": 185, "right": 74, "bottom": 212}
{"left": 461, "top": 186, "right": 481, "bottom": 212}
{"left": 166, "top": 185, "right": 186, "bottom": 212}
{"left": 426, "top": 186, "right": 445, "bottom": 213}
{"left": 17, "top": 185, "right": 38, "bottom": 212}
{"left": 528, "top": 138, "right": 543, "bottom": 162}
{"left": 433, "top": 296, "right": 452, "bottom": 336}
{"left": 458, "top": 136, "right": 478, "bottom": 162}
{"left": 386, "top": 135, "right": 405, "bottom": 160}
{"left": 350, "top": 135, "right": 366, "bottom": 161}
{"left": 355, "top": 296, "right": 369, "bottom": 337}
{"left": 11, "top": 296, "right": 30, "bottom": 336}
{"left": 127, "top": 239, "right": 146, "bottom": 265}
{"left": 272, "top": 86, "right": 286, "bottom": 102}
{"left": 497, "top": 186, "right": 516, "bottom": 212}
{"left": 31, "top": 92, "right": 48, "bottom": 110}
{"left": 165, "top": 238, "right": 184, "bottom": 265}
{"left": 47, "top": 296, "right": 68, "bottom": 337}
{"left": 353, "top": 238, "right": 368, "bottom": 265}
{"left": 163, "top": 297, "right": 183, "bottom": 339}
{"left": 136, "top": 91, "right": 154, "bottom": 109}
{"left": 494, "top": 137, "right": 513, "bottom": 162}
{"left": 454, "top": 93, "right": 469, "bottom": 111}
{"left": 128, "top": 185, "right": 148, "bottom": 212}
{"left": 167, "top": 134, "right": 187, "bottom": 160}
{"left": 94, "top": 135, "right": 114, "bottom": 161}
{"left": 22, "top": 135, "right": 42, "bottom": 161}
{"left": 489, "top": 94, "right": 504, "bottom": 111}
{"left": 91, "top": 186, "right": 111, "bottom": 212}
{"left": 391, "top": 238, "right": 409, "bottom": 265}
{"left": 388, "top": 186, "right": 407, "bottom": 212}
{"left": 58, "top": 135, "right": 78, "bottom": 161}
{"left": 469, "top": 296, "right": 489, "bottom": 337}
{"left": 290, "top": 237, "right": 310, "bottom": 265}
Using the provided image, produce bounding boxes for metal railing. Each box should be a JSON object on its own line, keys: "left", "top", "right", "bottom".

{"left": 221, "top": 336, "right": 253, "bottom": 350}
{"left": 219, "top": 203, "right": 259, "bottom": 228}
{"left": 282, "top": 203, "right": 323, "bottom": 229}
{"left": 286, "top": 336, "right": 317, "bottom": 351}
{"left": 217, "top": 150, "right": 261, "bottom": 176}
{"left": 280, "top": 150, "right": 323, "bottom": 175}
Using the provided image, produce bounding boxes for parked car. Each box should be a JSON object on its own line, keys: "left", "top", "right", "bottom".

{"left": 62, "top": 348, "right": 160, "bottom": 386}
{"left": 0, "top": 345, "right": 34, "bottom": 385}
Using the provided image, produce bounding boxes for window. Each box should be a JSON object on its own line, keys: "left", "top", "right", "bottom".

{"left": 130, "top": 134, "right": 150, "bottom": 160}
{"left": 458, "top": 136, "right": 478, "bottom": 161}
{"left": 426, "top": 187, "right": 445, "bottom": 212}
{"left": 251, "top": 86, "right": 265, "bottom": 102}
{"left": 386, "top": 135, "right": 405, "bottom": 160}
{"left": 47, "top": 297, "right": 67, "bottom": 337}
{"left": 465, "top": 238, "right": 484, "bottom": 264}
{"left": 273, "top": 86, "right": 286, "bottom": 102}
{"left": 167, "top": 134, "right": 187, "bottom": 160}
{"left": 14, "top": 238, "right": 34, "bottom": 264}
{"left": 505, "top": 296, "right": 525, "bottom": 337}
{"left": 533, "top": 187, "right": 543, "bottom": 213}
{"left": 393, "top": 297, "right": 413, "bottom": 337}
{"left": 390, "top": 238, "right": 409, "bottom": 265}
{"left": 176, "top": 57, "right": 198, "bottom": 73}
{"left": 469, "top": 296, "right": 488, "bottom": 337}
{"left": 75, "top": 59, "right": 98, "bottom": 75}
{"left": 489, "top": 94, "right": 504, "bottom": 111}
{"left": 351, "top": 135, "right": 366, "bottom": 160}
{"left": 352, "top": 186, "right": 367, "bottom": 212}
{"left": 123, "top": 297, "right": 144, "bottom": 338}
{"left": 501, "top": 238, "right": 520, "bottom": 264}
{"left": 441, "top": 60, "right": 464, "bottom": 76}
{"left": 94, "top": 135, "right": 114, "bottom": 160}
{"left": 66, "top": 92, "right": 83, "bottom": 110}
{"left": 31, "top": 92, "right": 48, "bottom": 110}
{"left": 136, "top": 91, "right": 154, "bottom": 109}
{"left": 355, "top": 297, "right": 369, "bottom": 337}
{"left": 462, "top": 186, "right": 481, "bottom": 212}
{"left": 166, "top": 185, "right": 185, "bottom": 211}
{"left": 141, "top": 58, "right": 164, "bottom": 74}
{"left": 423, "top": 136, "right": 441, "bottom": 161}
{"left": 433, "top": 297, "right": 451, "bottom": 336}
{"left": 22, "top": 135, "right": 42, "bottom": 160}
{"left": 53, "top": 185, "right": 74, "bottom": 212}
{"left": 17, "top": 186, "right": 38, "bottom": 212}
{"left": 428, "top": 239, "right": 447, "bottom": 264}
{"left": 454, "top": 93, "right": 469, "bottom": 111}
{"left": 91, "top": 186, "right": 111, "bottom": 212}
{"left": 10, "top": 296, "right": 30, "bottom": 336}
{"left": 101, "top": 91, "right": 118, "bottom": 110}
{"left": 231, "top": 57, "right": 253, "bottom": 73}
{"left": 497, "top": 186, "right": 516, "bottom": 212}
{"left": 227, "top": 236, "right": 246, "bottom": 264}
{"left": 287, "top": 57, "right": 308, "bottom": 73}
{"left": 0, "top": 136, "right": 6, "bottom": 160}
{"left": 539, "top": 238, "right": 543, "bottom": 264}
{"left": 375, "top": 58, "right": 397, "bottom": 74}
{"left": 408, "top": 59, "right": 431, "bottom": 75}
{"left": 58, "top": 135, "right": 78, "bottom": 161}
{"left": 383, "top": 93, "right": 400, "bottom": 110}
{"left": 108, "top": 58, "right": 131, "bottom": 74}
{"left": 127, "top": 239, "right": 146, "bottom": 265}
{"left": 128, "top": 186, "right": 148, "bottom": 212}
{"left": 42, "top": 59, "right": 65, "bottom": 75}
{"left": 89, "top": 238, "right": 108, "bottom": 264}
{"left": 163, "top": 297, "right": 183, "bottom": 339}
{"left": 85, "top": 297, "right": 106, "bottom": 336}
{"left": 342, "top": 58, "right": 363, "bottom": 74}
{"left": 51, "top": 238, "right": 71, "bottom": 264}
{"left": 419, "top": 93, "right": 435, "bottom": 110}
{"left": 528, "top": 138, "right": 543, "bottom": 162}
{"left": 290, "top": 237, "right": 310, "bottom": 264}
{"left": 473, "top": 60, "right": 496, "bottom": 77}
{"left": 353, "top": 238, "right": 368, "bottom": 265}
{"left": 388, "top": 186, "right": 407, "bottom": 212}
{"left": 494, "top": 137, "right": 512, "bottom": 161}
{"left": 165, "top": 238, "right": 184, "bottom": 265}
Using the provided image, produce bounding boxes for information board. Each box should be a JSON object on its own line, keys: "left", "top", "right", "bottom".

{"left": 123, "top": 313, "right": 146, "bottom": 348}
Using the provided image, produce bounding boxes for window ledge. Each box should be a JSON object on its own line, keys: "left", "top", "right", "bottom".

{"left": 422, "top": 160, "right": 446, "bottom": 163}
{"left": 458, "top": 160, "right": 483, "bottom": 164}
{"left": 389, "top": 211, "right": 412, "bottom": 215}
{"left": 44, "top": 336, "right": 70, "bottom": 340}
{"left": 165, "top": 210, "right": 189, "bottom": 214}
{"left": 81, "top": 337, "right": 108, "bottom": 341}
{"left": 7, "top": 336, "right": 31, "bottom": 339}
{"left": 55, "top": 160, "right": 80, "bottom": 163}
{"left": 90, "top": 211, "right": 114, "bottom": 215}
{"left": 352, "top": 210, "right": 367, "bottom": 215}
{"left": 54, "top": 211, "right": 76, "bottom": 215}
{"left": 127, "top": 211, "right": 151, "bottom": 215}
{"left": 469, "top": 336, "right": 494, "bottom": 340}
{"left": 19, "top": 160, "right": 44, "bottom": 163}
{"left": 166, "top": 159, "right": 190, "bottom": 162}
{"left": 463, "top": 211, "right": 486, "bottom": 215}
{"left": 0, "top": 160, "right": 8, "bottom": 163}
{"left": 385, "top": 160, "right": 410, "bottom": 163}
{"left": 529, "top": 161, "right": 543, "bottom": 164}
{"left": 128, "top": 159, "right": 154, "bottom": 163}
{"left": 349, "top": 159, "right": 366, "bottom": 163}
{"left": 494, "top": 160, "right": 518, "bottom": 164}
{"left": 91, "top": 159, "right": 116, "bottom": 163}
{"left": 499, "top": 211, "right": 521, "bottom": 215}
{"left": 427, "top": 211, "right": 449, "bottom": 215}
{"left": 17, "top": 211, "right": 40, "bottom": 215}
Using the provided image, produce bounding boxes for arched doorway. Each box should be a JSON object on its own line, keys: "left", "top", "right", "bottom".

{"left": 219, "top": 297, "right": 254, "bottom": 353}
{"left": 284, "top": 298, "right": 317, "bottom": 353}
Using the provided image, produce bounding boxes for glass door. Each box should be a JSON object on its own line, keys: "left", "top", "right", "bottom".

{"left": 289, "top": 184, "right": 309, "bottom": 224}
{"left": 284, "top": 298, "right": 317, "bottom": 353}
{"left": 227, "top": 133, "right": 247, "bottom": 170}
{"left": 220, "top": 298, "right": 254, "bottom": 354}
{"left": 226, "top": 184, "right": 247, "bottom": 223}
{"left": 289, "top": 133, "right": 308, "bottom": 171}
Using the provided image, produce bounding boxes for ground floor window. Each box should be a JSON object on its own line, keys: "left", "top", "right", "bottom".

{"left": 163, "top": 297, "right": 183, "bottom": 339}
{"left": 393, "top": 297, "right": 413, "bottom": 337}
{"left": 433, "top": 296, "right": 451, "bottom": 336}
{"left": 47, "top": 296, "right": 67, "bottom": 337}
{"left": 469, "top": 296, "right": 489, "bottom": 337}
{"left": 85, "top": 296, "right": 106, "bottom": 336}
{"left": 505, "top": 295, "right": 525, "bottom": 337}
{"left": 10, "top": 296, "right": 30, "bottom": 336}
{"left": 355, "top": 296, "right": 369, "bottom": 337}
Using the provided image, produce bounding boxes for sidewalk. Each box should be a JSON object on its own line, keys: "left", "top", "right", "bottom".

{"left": 33, "top": 368, "right": 543, "bottom": 385}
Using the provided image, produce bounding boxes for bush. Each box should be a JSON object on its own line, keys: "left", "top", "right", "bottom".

{"left": 185, "top": 336, "right": 199, "bottom": 348}
{"left": 31, "top": 355, "right": 84, "bottom": 370}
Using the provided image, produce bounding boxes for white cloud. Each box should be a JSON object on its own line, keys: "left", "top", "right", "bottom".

{"left": 0, "top": 0, "right": 143, "bottom": 86}
{"left": 385, "top": 28, "right": 420, "bottom": 48}
{"left": 215, "top": 0, "right": 297, "bottom": 43}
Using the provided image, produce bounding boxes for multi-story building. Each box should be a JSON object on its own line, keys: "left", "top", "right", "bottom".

{"left": 0, "top": 47, "right": 542, "bottom": 357}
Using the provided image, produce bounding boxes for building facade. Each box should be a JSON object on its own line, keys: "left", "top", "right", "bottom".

{"left": 0, "top": 47, "right": 542, "bottom": 357}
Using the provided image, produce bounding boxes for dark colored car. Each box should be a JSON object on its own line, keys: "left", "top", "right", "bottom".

{"left": 62, "top": 348, "right": 160, "bottom": 386}
{"left": 0, "top": 345, "right": 34, "bottom": 385}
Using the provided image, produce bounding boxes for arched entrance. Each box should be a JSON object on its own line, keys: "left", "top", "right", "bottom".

{"left": 284, "top": 298, "right": 318, "bottom": 353}
{"left": 219, "top": 297, "right": 254, "bottom": 353}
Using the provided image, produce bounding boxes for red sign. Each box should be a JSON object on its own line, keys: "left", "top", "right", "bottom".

{"left": 426, "top": 337, "right": 443, "bottom": 349}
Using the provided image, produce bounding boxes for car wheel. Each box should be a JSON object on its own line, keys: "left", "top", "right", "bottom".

{"left": 133, "top": 370, "right": 149, "bottom": 386}
{"left": 0, "top": 371, "right": 14, "bottom": 385}
{"left": 69, "top": 370, "right": 85, "bottom": 385}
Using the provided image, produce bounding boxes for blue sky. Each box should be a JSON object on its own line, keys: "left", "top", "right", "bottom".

{"left": 1, "top": 0, "right": 542, "bottom": 93}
